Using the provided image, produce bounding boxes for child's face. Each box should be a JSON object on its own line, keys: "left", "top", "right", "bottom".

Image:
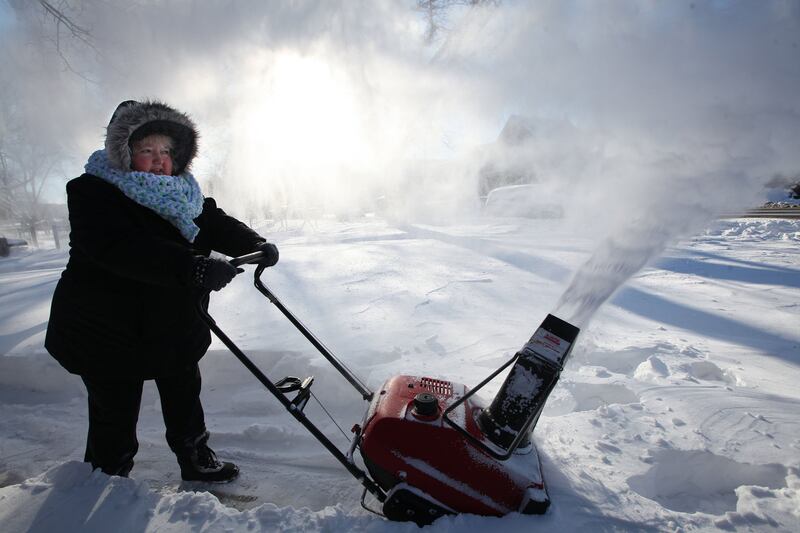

{"left": 131, "top": 134, "right": 174, "bottom": 176}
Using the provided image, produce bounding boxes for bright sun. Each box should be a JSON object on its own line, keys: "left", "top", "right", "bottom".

{"left": 241, "top": 51, "right": 368, "bottom": 167}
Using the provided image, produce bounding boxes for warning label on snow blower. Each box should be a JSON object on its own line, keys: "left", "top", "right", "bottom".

{"left": 524, "top": 329, "right": 571, "bottom": 365}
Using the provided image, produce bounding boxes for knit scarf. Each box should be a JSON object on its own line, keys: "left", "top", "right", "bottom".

{"left": 85, "top": 149, "right": 204, "bottom": 242}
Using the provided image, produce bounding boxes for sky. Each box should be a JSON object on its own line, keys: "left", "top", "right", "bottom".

{"left": 1, "top": 0, "right": 798, "bottom": 234}
{"left": 0, "top": 4, "right": 10, "bottom": 29}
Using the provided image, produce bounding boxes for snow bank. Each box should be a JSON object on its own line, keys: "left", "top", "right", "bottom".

{"left": 714, "top": 469, "right": 800, "bottom": 531}
{"left": 704, "top": 219, "right": 800, "bottom": 242}
{"left": 0, "top": 462, "right": 385, "bottom": 533}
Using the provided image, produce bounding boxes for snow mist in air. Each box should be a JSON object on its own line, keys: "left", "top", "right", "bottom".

{"left": 2, "top": 1, "right": 799, "bottom": 274}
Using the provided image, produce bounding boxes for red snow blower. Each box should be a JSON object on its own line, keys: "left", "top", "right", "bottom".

{"left": 198, "top": 251, "right": 580, "bottom": 526}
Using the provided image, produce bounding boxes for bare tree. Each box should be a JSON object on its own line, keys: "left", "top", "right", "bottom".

{"left": 0, "top": 92, "right": 63, "bottom": 245}
{"left": 5, "top": 0, "right": 98, "bottom": 82}
{"left": 0, "top": 148, "right": 61, "bottom": 246}
{"left": 416, "top": 0, "right": 498, "bottom": 43}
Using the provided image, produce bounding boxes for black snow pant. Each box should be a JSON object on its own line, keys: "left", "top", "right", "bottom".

{"left": 81, "top": 363, "right": 206, "bottom": 477}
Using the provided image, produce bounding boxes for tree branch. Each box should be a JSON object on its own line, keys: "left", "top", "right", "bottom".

{"left": 416, "top": 0, "right": 498, "bottom": 43}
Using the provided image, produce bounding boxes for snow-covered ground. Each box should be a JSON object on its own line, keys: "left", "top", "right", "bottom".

{"left": 1, "top": 216, "right": 799, "bottom": 532}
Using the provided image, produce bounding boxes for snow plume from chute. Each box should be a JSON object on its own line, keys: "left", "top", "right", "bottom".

{"left": 430, "top": 1, "right": 800, "bottom": 327}
{"left": 552, "top": 159, "right": 760, "bottom": 328}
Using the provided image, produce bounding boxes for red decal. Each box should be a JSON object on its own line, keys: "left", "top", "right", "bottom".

{"left": 544, "top": 333, "right": 561, "bottom": 345}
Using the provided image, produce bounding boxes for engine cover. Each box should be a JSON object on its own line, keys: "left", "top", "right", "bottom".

{"left": 359, "top": 375, "right": 549, "bottom": 521}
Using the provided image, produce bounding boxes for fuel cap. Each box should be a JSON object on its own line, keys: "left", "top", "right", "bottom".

{"left": 413, "top": 393, "right": 439, "bottom": 417}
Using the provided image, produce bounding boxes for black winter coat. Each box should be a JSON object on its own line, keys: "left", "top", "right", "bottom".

{"left": 45, "top": 174, "right": 265, "bottom": 379}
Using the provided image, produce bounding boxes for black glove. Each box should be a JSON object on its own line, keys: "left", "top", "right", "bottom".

{"left": 256, "top": 242, "right": 279, "bottom": 267}
{"left": 191, "top": 256, "right": 242, "bottom": 291}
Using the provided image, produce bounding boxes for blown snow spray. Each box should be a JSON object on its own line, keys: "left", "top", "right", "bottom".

{"left": 477, "top": 225, "right": 675, "bottom": 450}
{"left": 477, "top": 222, "right": 684, "bottom": 452}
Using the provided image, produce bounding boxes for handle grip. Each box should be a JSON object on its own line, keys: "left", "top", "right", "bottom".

{"left": 230, "top": 250, "right": 266, "bottom": 267}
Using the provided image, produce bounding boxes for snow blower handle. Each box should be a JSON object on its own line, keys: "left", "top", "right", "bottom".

{"left": 227, "top": 250, "right": 375, "bottom": 402}
{"left": 195, "top": 249, "right": 386, "bottom": 505}
{"left": 229, "top": 250, "right": 267, "bottom": 268}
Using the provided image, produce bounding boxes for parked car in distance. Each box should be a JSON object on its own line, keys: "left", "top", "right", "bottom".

{"left": 0, "top": 237, "right": 29, "bottom": 257}
{"left": 483, "top": 184, "right": 564, "bottom": 219}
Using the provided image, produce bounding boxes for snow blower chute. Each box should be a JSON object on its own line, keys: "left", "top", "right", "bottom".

{"left": 198, "top": 252, "right": 580, "bottom": 526}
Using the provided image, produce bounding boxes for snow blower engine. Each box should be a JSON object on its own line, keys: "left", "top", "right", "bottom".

{"left": 199, "top": 252, "right": 580, "bottom": 526}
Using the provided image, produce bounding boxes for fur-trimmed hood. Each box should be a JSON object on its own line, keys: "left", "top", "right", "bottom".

{"left": 105, "top": 100, "right": 199, "bottom": 175}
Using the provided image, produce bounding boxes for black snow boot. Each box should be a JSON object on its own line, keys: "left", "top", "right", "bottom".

{"left": 177, "top": 431, "right": 239, "bottom": 483}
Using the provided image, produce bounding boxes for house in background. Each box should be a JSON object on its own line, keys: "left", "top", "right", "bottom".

{"left": 476, "top": 115, "right": 535, "bottom": 197}
{"left": 473, "top": 115, "right": 578, "bottom": 199}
